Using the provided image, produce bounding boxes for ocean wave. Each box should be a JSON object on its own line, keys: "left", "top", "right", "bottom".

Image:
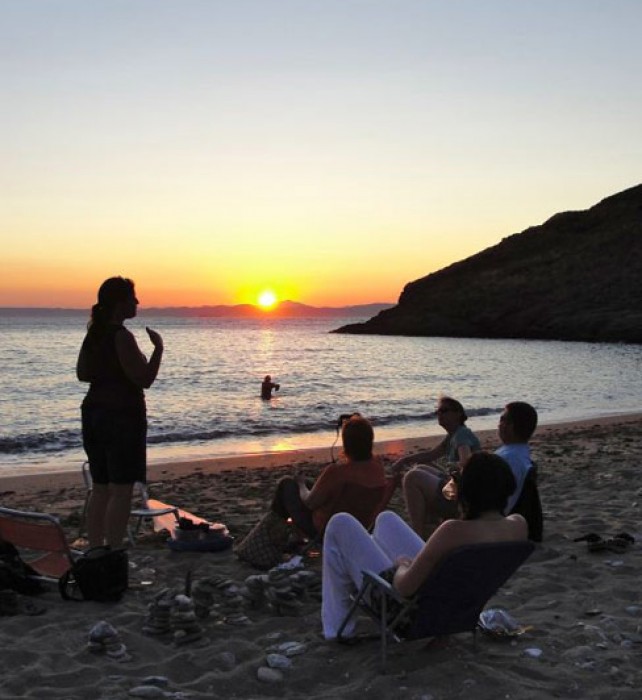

{"left": 0, "top": 429, "right": 81, "bottom": 454}
{"left": 0, "top": 406, "right": 503, "bottom": 456}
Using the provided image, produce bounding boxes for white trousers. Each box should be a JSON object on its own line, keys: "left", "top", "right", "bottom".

{"left": 321, "top": 510, "right": 425, "bottom": 639}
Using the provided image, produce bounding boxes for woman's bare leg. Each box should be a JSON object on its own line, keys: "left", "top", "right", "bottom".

{"left": 87, "top": 483, "right": 110, "bottom": 548}
{"left": 105, "top": 483, "right": 135, "bottom": 549}
{"left": 402, "top": 467, "right": 444, "bottom": 539}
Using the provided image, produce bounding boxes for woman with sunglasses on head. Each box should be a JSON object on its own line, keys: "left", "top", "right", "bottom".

{"left": 77, "top": 276, "right": 164, "bottom": 550}
{"left": 391, "top": 396, "right": 481, "bottom": 538}
{"left": 322, "top": 451, "right": 527, "bottom": 640}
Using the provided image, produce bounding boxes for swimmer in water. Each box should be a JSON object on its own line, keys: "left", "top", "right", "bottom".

{"left": 261, "top": 375, "right": 280, "bottom": 400}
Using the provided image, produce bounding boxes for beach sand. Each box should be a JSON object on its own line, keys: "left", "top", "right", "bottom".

{"left": 1, "top": 415, "right": 641, "bottom": 699}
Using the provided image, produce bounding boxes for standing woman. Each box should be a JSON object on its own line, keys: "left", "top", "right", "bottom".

{"left": 77, "top": 277, "right": 163, "bottom": 549}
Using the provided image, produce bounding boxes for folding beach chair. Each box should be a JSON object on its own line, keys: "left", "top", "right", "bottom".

{"left": 337, "top": 539, "right": 535, "bottom": 672}
{"left": 0, "top": 506, "right": 79, "bottom": 582}
{"left": 510, "top": 466, "right": 543, "bottom": 542}
{"left": 79, "top": 462, "right": 180, "bottom": 545}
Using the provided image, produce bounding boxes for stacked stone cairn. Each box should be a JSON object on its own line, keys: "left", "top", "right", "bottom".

{"left": 87, "top": 620, "right": 130, "bottom": 661}
{"left": 142, "top": 588, "right": 174, "bottom": 637}
{"left": 243, "top": 564, "right": 321, "bottom": 616}
{"left": 171, "top": 594, "right": 204, "bottom": 645}
{"left": 142, "top": 589, "right": 204, "bottom": 645}
{"left": 192, "top": 575, "right": 250, "bottom": 626}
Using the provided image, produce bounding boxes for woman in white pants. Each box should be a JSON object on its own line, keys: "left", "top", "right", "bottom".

{"left": 322, "top": 452, "right": 527, "bottom": 640}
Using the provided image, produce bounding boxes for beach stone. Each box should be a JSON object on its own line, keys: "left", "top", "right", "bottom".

{"left": 218, "top": 651, "right": 236, "bottom": 670}
{"left": 266, "top": 653, "right": 292, "bottom": 669}
{"left": 624, "top": 605, "right": 640, "bottom": 616}
{"left": 128, "top": 686, "right": 166, "bottom": 698}
{"left": 275, "top": 641, "right": 307, "bottom": 656}
{"left": 524, "top": 648, "right": 543, "bottom": 658}
{"left": 563, "top": 645, "right": 593, "bottom": 660}
{"left": 89, "top": 620, "right": 118, "bottom": 642}
{"left": 257, "top": 666, "right": 284, "bottom": 684}
{"left": 226, "top": 613, "right": 251, "bottom": 626}
{"left": 141, "top": 677, "right": 170, "bottom": 688}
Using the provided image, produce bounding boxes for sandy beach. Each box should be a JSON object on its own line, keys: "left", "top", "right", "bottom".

{"left": 1, "top": 414, "right": 641, "bottom": 699}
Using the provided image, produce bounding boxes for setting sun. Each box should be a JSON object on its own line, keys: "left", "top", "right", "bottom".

{"left": 257, "top": 290, "right": 278, "bottom": 309}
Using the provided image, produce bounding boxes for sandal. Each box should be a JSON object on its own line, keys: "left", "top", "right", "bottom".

{"left": 573, "top": 533, "right": 602, "bottom": 544}
{"left": 587, "top": 537, "right": 608, "bottom": 553}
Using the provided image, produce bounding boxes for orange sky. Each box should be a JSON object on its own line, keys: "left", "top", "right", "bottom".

{"left": 3, "top": 2, "right": 641, "bottom": 309}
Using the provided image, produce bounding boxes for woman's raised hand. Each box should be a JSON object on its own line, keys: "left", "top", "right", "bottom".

{"left": 145, "top": 326, "right": 164, "bottom": 351}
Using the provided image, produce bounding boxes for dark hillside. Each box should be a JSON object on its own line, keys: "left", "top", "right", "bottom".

{"left": 334, "top": 184, "right": 642, "bottom": 342}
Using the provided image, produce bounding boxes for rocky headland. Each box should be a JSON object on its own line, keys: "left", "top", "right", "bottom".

{"left": 334, "top": 184, "right": 642, "bottom": 343}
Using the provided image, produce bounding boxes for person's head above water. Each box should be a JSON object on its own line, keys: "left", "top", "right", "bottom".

{"left": 263, "top": 375, "right": 271, "bottom": 383}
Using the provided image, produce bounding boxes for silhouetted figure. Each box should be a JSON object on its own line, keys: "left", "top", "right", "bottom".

{"left": 261, "top": 375, "right": 280, "bottom": 400}
{"left": 77, "top": 276, "right": 164, "bottom": 549}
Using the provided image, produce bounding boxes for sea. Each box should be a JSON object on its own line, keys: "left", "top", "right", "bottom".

{"left": 2, "top": 312, "right": 642, "bottom": 475}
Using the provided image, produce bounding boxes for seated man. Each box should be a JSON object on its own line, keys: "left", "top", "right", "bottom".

{"left": 495, "top": 401, "right": 542, "bottom": 541}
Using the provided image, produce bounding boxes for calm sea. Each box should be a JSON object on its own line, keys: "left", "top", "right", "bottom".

{"left": 2, "top": 312, "right": 642, "bottom": 474}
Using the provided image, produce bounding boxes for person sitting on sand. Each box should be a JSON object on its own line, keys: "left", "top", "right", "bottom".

{"left": 270, "top": 414, "right": 387, "bottom": 539}
{"left": 405, "top": 400, "right": 543, "bottom": 541}
{"left": 261, "top": 375, "right": 280, "bottom": 400}
{"left": 321, "top": 451, "right": 527, "bottom": 639}
{"left": 391, "top": 396, "right": 481, "bottom": 538}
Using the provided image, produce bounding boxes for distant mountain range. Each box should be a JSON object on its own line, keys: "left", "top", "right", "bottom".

{"left": 0, "top": 300, "right": 394, "bottom": 319}
{"left": 334, "top": 183, "right": 642, "bottom": 343}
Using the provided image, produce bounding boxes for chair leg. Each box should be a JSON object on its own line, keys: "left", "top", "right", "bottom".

{"left": 380, "top": 594, "right": 388, "bottom": 673}
{"left": 337, "top": 581, "right": 369, "bottom": 640}
{"left": 78, "top": 494, "right": 90, "bottom": 539}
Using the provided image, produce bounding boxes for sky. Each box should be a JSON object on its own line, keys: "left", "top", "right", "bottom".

{"left": 2, "top": 0, "right": 641, "bottom": 309}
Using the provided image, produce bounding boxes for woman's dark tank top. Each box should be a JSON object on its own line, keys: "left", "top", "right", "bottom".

{"left": 81, "top": 325, "right": 145, "bottom": 411}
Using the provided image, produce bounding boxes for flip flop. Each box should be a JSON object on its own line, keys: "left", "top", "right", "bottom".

{"left": 573, "top": 533, "right": 602, "bottom": 544}
{"left": 613, "top": 532, "right": 635, "bottom": 545}
{"left": 587, "top": 539, "right": 609, "bottom": 552}
{"left": 606, "top": 533, "right": 635, "bottom": 553}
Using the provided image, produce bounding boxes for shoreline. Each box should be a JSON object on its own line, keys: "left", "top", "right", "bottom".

{"left": 2, "top": 411, "right": 641, "bottom": 496}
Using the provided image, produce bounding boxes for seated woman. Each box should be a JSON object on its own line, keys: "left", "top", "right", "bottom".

{"left": 392, "top": 395, "right": 481, "bottom": 539}
{"left": 271, "top": 414, "right": 387, "bottom": 539}
{"left": 322, "top": 451, "right": 527, "bottom": 640}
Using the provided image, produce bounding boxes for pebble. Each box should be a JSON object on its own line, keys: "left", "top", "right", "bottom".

{"left": 140, "top": 677, "right": 170, "bottom": 688}
{"left": 524, "top": 648, "right": 543, "bottom": 658}
{"left": 218, "top": 651, "right": 236, "bottom": 670}
{"left": 257, "top": 666, "right": 284, "bottom": 683}
{"left": 266, "top": 653, "right": 292, "bottom": 669}
{"left": 625, "top": 605, "right": 640, "bottom": 616}
{"left": 274, "top": 641, "right": 307, "bottom": 657}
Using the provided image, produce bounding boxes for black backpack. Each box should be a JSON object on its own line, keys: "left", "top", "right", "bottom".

{"left": 59, "top": 546, "right": 128, "bottom": 602}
